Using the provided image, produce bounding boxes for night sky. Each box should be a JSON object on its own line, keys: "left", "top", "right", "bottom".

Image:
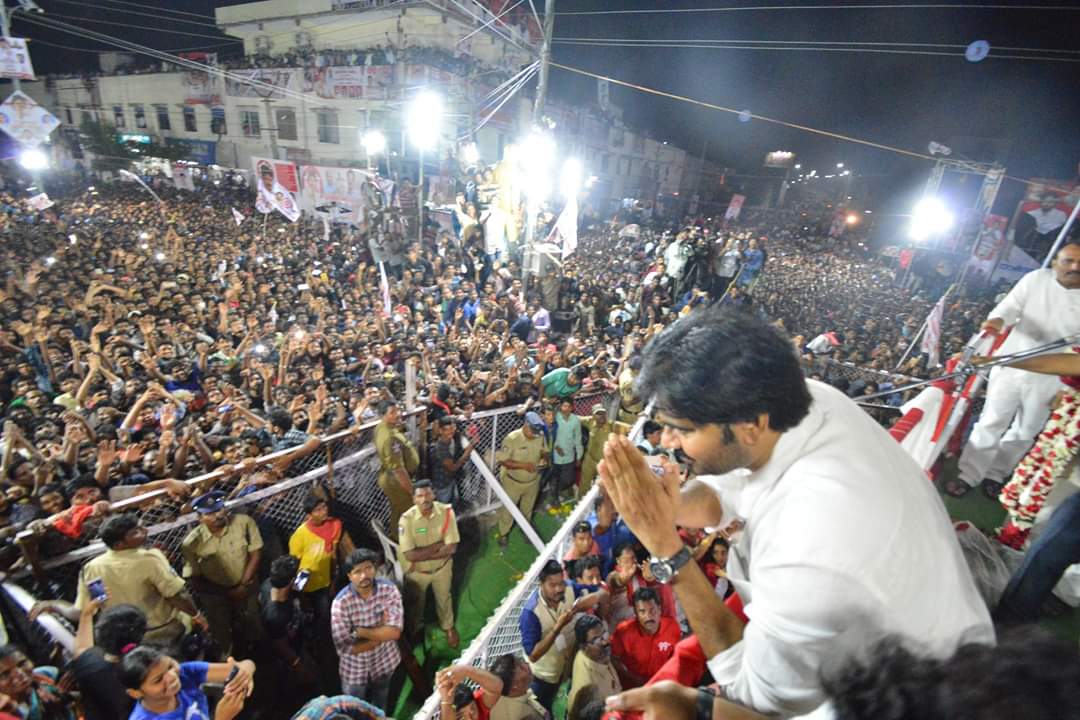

{"left": 10, "top": 0, "right": 1080, "bottom": 212}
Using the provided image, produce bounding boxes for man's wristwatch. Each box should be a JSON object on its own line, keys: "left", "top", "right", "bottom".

{"left": 696, "top": 687, "right": 717, "bottom": 720}
{"left": 648, "top": 545, "right": 692, "bottom": 584}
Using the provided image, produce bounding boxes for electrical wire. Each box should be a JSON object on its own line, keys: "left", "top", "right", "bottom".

{"left": 462, "top": 61, "right": 538, "bottom": 139}
{"left": 21, "top": 11, "right": 240, "bottom": 42}
{"left": 40, "top": 0, "right": 224, "bottom": 29}
{"left": 435, "top": 0, "right": 539, "bottom": 57}
{"left": 458, "top": 0, "right": 525, "bottom": 46}
{"left": 553, "top": 39, "right": 1080, "bottom": 63}
{"left": 27, "top": 37, "right": 237, "bottom": 54}
{"left": 555, "top": 3, "right": 1080, "bottom": 15}
{"left": 59, "top": 0, "right": 217, "bottom": 20}
{"left": 553, "top": 36, "right": 1080, "bottom": 55}
{"left": 547, "top": 60, "right": 1078, "bottom": 193}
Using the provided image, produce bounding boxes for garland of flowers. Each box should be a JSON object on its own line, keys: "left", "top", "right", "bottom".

{"left": 997, "top": 383, "right": 1080, "bottom": 550}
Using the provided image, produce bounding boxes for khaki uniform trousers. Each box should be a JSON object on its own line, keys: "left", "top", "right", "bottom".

{"left": 404, "top": 559, "right": 455, "bottom": 634}
{"left": 497, "top": 474, "right": 540, "bottom": 538}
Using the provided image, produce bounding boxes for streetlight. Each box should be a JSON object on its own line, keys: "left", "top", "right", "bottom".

{"left": 836, "top": 162, "right": 844, "bottom": 169}
{"left": 794, "top": 163, "right": 801, "bottom": 170}
{"left": 362, "top": 130, "right": 386, "bottom": 170}
{"left": 909, "top": 197, "right": 954, "bottom": 242}
{"left": 407, "top": 91, "right": 443, "bottom": 244}
{"left": 18, "top": 148, "right": 48, "bottom": 171}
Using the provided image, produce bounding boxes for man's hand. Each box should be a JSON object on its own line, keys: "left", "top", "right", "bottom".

{"left": 981, "top": 317, "right": 1004, "bottom": 335}
{"left": 605, "top": 681, "right": 698, "bottom": 720}
{"left": 598, "top": 434, "right": 683, "bottom": 558}
{"left": 97, "top": 439, "right": 119, "bottom": 469}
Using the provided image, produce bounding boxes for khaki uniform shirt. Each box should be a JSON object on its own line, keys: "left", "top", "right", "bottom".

{"left": 180, "top": 514, "right": 264, "bottom": 589}
{"left": 375, "top": 420, "right": 419, "bottom": 481}
{"left": 488, "top": 692, "right": 547, "bottom": 720}
{"left": 76, "top": 548, "right": 186, "bottom": 630}
{"left": 582, "top": 417, "right": 623, "bottom": 464}
{"left": 398, "top": 502, "right": 460, "bottom": 573}
{"left": 618, "top": 368, "right": 643, "bottom": 415}
{"left": 495, "top": 428, "right": 545, "bottom": 484}
{"left": 568, "top": 651, "right": 622, "bottom": 715}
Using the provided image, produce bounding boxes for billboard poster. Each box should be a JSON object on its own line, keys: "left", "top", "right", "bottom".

{"left": 1011, "top": 178, "right": 1078, "bottom": 258}
{"left": 299, "top": 164, "right": 381, "bottom": 226}
{"left": 966, "top": 213, "right": 1008, "bottom": 281}
{"left": 251, "top": 156, "right": 298, "bottom": 194}
{"left": 182, "top": 70, "right": 222, "bottom": 105}
{"left": 0, "top": 38, "right": 35, "bottom": 81}
{"left": 300, "top": 66, "right": 392, "bottom": 100}
{"left": 226, "top": 68, "right": 296, "bottom": 99}
{"left": 166, "top": 138, "right": 216, "bottom": 165}
{"left": 0, "top": 91, "right": 59, "bottom": 147}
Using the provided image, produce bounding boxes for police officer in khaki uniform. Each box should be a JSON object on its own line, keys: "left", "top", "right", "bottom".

{"left": 494, "top": 412, "right": 548, "bottom": 547}
{"left": 375, "top": 400, "right": 419, "bottom": 531}
{"left": 617, "top": 357, "right": 644, "bottom": 425}
{"left": 399, "top": 479, "right": 460, "bottom": 648}
{"left": 180, "top": 490, "right": 264, "bottom": 658}
{"left": 579, "top": 407, "right": 629, "bottom": 497}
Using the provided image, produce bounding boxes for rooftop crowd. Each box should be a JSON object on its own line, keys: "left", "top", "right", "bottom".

{"left": 0, "top": 164, "right": 1065, "bottom": 720}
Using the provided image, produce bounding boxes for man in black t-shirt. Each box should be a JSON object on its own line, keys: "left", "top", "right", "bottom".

{"left": 69, "top": 603, "right": 146, "bottom": 720}
{"left": 259, "top": 555, "right": 318, "bottom": 698}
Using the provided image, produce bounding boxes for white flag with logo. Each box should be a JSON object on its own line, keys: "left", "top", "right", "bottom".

{"left": 920, "top": 292, "right": 948, "bottom": 368}
{"left": 231, "top": 207, "right": 245, "bottom": 226}
{"left": 172, "top": 164, "right": 195, "bottom": 192}
{"left": 255, "top": 177, "right": 300, "bottom": 222}
{"left": 547, "top": 195, "right": 579, "bottom": 259}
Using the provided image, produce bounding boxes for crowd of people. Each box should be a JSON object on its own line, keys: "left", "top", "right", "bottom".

{"left": 0, "top": 159, "right": 1077, "bottom": 720}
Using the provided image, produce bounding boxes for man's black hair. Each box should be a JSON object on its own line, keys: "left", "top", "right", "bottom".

{"left": 98, "top": 513, "right": 140, "bottom": 549}
{"left": 343, "top": 547, "right": 381, "bottom": 572}
{"left": 302, "top": 492, "right": 327, "bottom": 514}
{"left": 572, "top": 555, "right": 601, "bottom": 580}
{"left": 573, "top": 613, "right": 603, "bottom": 646}
{"left": 267, "top": 406, "right": 293, "bottom": 433}
{"left": 642, "top": 420, "right": 662, "bottom": 436}
{"left": 269, "top": 555, "right": 300, "bottom": 589}
{"left": 488, "top": 654, "right": 519, "bottom": 695}
{"left": 538, "top": 559, "right": 564, "bottom": 583}
{"left": 632, "top": 586, "right": 660, "bottom": 607}
{"left": 636, "top": 306, "right": 812, "bottom": 432}
{"left": 412, "top": 478, "right": 433, "bottom": 492}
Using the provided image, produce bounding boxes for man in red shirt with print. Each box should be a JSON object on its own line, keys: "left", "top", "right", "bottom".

{"left": 611, "top": 587, "right": 681, "bottom": 688}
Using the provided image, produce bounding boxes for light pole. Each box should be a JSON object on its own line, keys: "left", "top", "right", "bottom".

{"left": 407, "top": 91, "right": 442, "bottom": 246}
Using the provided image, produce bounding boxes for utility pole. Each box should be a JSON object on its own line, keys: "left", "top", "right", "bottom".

{"left": 531, "top": 0, "right": 556, "bottom": 125}
{"left": 261, "top": 97, "right": 279, "bottom": 160}
{"left": 1, "top": 1, "right": 22, "bottom": 92}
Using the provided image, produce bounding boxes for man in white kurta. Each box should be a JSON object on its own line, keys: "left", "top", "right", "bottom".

{"left": 956, "top": 243, "right": 1080, "bottom": 492}
{"left": 597, "top": 306, "right": 994, "bottom": 718}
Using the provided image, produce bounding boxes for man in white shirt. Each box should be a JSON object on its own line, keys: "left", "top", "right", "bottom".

{"left": 949, "top": 241, "right": 1080, "bottom": 498}
{"left": 597, "top": 307, "right": 993, "bottom": 718}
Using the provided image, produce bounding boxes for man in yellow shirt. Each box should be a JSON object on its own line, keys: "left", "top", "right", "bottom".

{"left": 398, "top": 479, "right": 460, "bottom": 648}
{"left": 180, "top": 490, "right": 263, "bottom": 658}
{"left": 374, "top": 401, "right": 419, "bottom": 532}
{"left": 567, "top": 614, "right": 622, "bottom": 718}
{"left": 494, "top": 412, "right": 547, "bottom": 547}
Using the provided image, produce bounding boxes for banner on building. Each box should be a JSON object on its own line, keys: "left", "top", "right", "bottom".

{"left": 965, "top": 214, "right": 1008, "bottom": 281}
{"left": 0, "top": 91, "right": 59, "bottom": 147}
{"left": 182, "top": 70, "right": 222, "bottom": 105}
{"left": 298, "top": 164, "right": 379, "bottom": 225}
{"left": 166, "top": 138, "right": 217, "bottom": 165}
{"left": 252, "top": 157, "right": 299, "bottom": 194}
{"left": 724, "top": 194, "right": 746, "bottom": 221}
{"left": 226, "top": 68, "right": 296, "bottom": 99}
{"left": 0, "top": 38, "right": 35, "bottom": 81}
{"left": 300, "top": 66, "right": 392, "bottom": 101}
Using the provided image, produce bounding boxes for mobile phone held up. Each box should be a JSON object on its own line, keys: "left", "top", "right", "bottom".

{"left": 293, "top": 569, "right": 311, "bottom": 591}
{"left": 87, "top": 577, "right": 108, "bottom": 602}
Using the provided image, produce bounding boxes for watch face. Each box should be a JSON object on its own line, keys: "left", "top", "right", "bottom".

{"left": 649, "top": 559, "right": 674, "bottom": 584}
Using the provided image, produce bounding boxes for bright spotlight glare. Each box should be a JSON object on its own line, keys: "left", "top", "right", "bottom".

{"left": 560, "top": 158, "right": 583, "bottom": 199}
{"left": 519, "top": 131, "right": 556, "bottom": 202}
{"left": 154, "top": 251, "right": 166, "bottom": 261}
{"left": 139, "top": 231, "right": 150, "bottom": 240}
{"left": 44, "top": 256, "right": 56, "bottom": 266}
{"left": 253, "top": 343, "right": 267, "bottom": 355}
{"left": 407, "top": 92, "right": 443, "bottom": 151}
{"left": 909, "top": 197, "right": 954, "bottom": 241}
{"left": 362, "top": 130, "right": 386, "bottom": 156}
{"left": 293, "top": 329, "right": 306, "bottom": 340}
{"left": 461, "top": 142, "right": 480, "bottom": 165}
{"left": 19, "top": 149, "right": 48, "bottom": 170}
{"left": 836, "top": 162, "right": 845, "bottom": 168}
{"left": 845, "top": 214, "right": 859, "bottom": 225}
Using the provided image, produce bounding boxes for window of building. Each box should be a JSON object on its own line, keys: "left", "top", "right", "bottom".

{"left": 133, "top": 105, "right": 147, "bottom": 129}
{"left": 183, "top": 106, "right": 197, "bottom": 132}
{"left": 211, "top": 107, "right": 227, "bottom": 135}
{"left": 64, "top": 108, "right": 73, "bottom": 125}
{"left": 316, "top": 110, "right": 339, "bottom": 144}
{"left": 601, "top": 154, "right": 610, "bottom": 173}
{"left": 155, "top": 105, "right": 171, "bottom": 131}
{"left": 275, "top": 108, "right": 297, "bottom": 141}
{"left": 113, "top": 105, "right": 125, "bottom": 128}
{"left": 241, "top": 109, "right": 260, "bottom": 137}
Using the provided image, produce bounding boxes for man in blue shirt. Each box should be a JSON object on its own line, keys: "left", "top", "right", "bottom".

{"left": 587, "top": 493, "right": 637, "bottom": 576}
{"left": 551, "top": 399, "right": 583, "bottom": 506}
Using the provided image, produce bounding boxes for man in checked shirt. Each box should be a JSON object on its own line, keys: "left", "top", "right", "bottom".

{"left": 330, "top": 548, "right": 404, "bottom": 712}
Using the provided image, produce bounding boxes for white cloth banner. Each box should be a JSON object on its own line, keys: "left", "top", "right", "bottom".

{"left": 920, "top": 292, "right": 948, "bottom": 369}
{"left": 172, "top": 164, "right": 195, "bottom": 192}
{"left": 27, "top": 192, "right": 53, "bottom": 210}
{"left": 547, "top": 195, "right": 579, "bottom": 259}
{"left": 231, "top": 207, "right": 245, "bottom": 226}
{"left": 256, "top": 177, "right": 300, "bottom": 222}
{"left": 378, "top": 261, "right": 392, "bottom": 315}
{"left": 724, "top": 194, "right": 746, "bottom": 221}
{"left": 618, "top": 223, "right": 640, "bottom": 239}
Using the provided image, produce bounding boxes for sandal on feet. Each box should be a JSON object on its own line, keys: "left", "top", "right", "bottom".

{"left": 982, "top": 479, "right": 1005, "bottom": 501}
{"left": 943, "top": 479, "right": 973, "bottom": 498}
